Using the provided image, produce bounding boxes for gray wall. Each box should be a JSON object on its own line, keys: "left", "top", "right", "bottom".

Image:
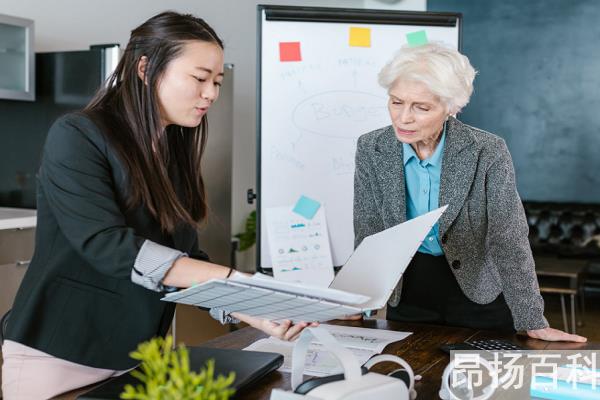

{"left": 429, "top": 0, "right": 600, "bottom": 203}
{"left": 0, "top": 0, "right": 425, "bottom": 267}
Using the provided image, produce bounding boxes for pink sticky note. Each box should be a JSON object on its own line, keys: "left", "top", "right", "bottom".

{"left": 279, "top": 42, "right": 302, "bottom": 62}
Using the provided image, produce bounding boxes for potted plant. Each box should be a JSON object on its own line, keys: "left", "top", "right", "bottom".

{"left": 233, "top": 210, "right": 256, "bottom": 272}
{"left": 120, "top": 335, "right": 235, "bottom": 400}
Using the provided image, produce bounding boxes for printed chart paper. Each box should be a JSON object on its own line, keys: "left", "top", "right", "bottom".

{"left": 265, "top": 204, "right": 334, "bottom": 287}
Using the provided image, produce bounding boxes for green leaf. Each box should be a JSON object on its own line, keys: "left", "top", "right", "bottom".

{"left": 235, "top": 210, "right": 256, "bottom": 251}
{"left": 121, "top": 336, "right": 235, "bottom": 400}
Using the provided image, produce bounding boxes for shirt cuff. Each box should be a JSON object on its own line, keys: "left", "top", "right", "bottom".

{"left": 209, "top": 308, "right": 240, "bottom": 325}
{"left": 131, "top": 240, "right": 185, "bottom": 292}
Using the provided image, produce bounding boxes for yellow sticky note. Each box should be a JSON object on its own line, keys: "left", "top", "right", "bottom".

{"left": 349, "top": 27, "right": 371, "bottom": 47}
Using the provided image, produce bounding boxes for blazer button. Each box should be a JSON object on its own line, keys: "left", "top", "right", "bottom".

{"left": 451, "top": 260, "right": 461, "bottom": 270}
{"left": 441, "top": 234, "right": 448, "bottom": 244}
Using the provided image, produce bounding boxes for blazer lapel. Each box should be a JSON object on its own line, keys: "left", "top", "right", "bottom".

{"left": 373, "top": 126, "right": 406, "bottom": 228}
{"left": 439, "top": 117, "right": 478, "bottom": 236}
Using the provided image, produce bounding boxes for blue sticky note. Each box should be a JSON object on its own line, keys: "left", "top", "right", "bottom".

{"left": 292, "top": 195, "right": 321, "bottom": 220}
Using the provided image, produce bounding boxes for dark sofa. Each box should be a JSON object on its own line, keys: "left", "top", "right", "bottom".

{"left": 524, "top": 201, "right": 600, "bottom": 294}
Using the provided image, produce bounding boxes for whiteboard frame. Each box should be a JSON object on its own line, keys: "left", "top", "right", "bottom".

{"left": 256, "top": 5, "right": 462, "bottom": 271}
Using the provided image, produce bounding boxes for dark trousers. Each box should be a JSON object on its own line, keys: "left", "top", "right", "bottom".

{"left": 387, "top": 252, "right": 515, "bottom": 332}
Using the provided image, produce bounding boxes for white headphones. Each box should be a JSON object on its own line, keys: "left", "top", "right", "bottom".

{"left": 292, "top": 328, "right": 418, "bottom": 400}
{"left": 439, "top": 356, "right": 500, "bottom": 400}
{"left": 363, "top": 354, "right": 417, "bottom": 400}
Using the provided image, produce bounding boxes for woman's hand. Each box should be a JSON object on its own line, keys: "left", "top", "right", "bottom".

{"left": 336, "top": 313, "right": 363, "bottom": 321}
{"left": 232, "top": 312, "right": 318, "bottom": 341}
{"left": 526, "top": 327, "right": 587, "bottom": 343}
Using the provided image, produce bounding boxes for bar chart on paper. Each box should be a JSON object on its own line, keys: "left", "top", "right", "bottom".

{"left": 265, "top": 201, "right": 334, "bottom": 286}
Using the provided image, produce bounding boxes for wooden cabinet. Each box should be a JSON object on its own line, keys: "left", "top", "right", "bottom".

{"left": 173, "top": 305, "right": 232, "bottom": 347}
{"left": 0, "top": 227, "right": 35, "bottom": 319}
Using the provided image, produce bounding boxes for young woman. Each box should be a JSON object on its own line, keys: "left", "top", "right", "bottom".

{"left": 1, "top": 11, "right": 312, "bottom": 399}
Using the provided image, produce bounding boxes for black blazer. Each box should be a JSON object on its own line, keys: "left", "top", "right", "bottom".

{"left": 6, "top": 113, "right": 208, "bottom": 370}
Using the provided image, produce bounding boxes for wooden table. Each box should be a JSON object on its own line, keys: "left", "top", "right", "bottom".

{"left": 58, "top": 319, "right": 599, "bottom": 400}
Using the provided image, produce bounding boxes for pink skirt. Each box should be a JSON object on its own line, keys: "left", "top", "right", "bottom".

{"left": 1, "top": 340, "right": 129, "bottom": 399}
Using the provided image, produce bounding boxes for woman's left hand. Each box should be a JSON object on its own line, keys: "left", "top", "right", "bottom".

{"left": 232, "top": 312, "right": 318, "bottom": 341}
{"left": 526, "top": 327, "right": 587, "bottom": 342}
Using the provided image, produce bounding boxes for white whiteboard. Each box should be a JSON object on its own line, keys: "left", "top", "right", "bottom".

{"left": 258, "top": 6, "right": 461, "bottom": 268}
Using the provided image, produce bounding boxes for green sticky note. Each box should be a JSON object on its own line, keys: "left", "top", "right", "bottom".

{"left": 292, "top": 195, "right": 321, "bottom": 220}
{"left": 406, "top": 30, "right": 428, "bottom": 47}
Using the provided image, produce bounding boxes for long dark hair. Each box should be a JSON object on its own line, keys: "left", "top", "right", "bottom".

{"left": 84, "top": 11, "right": 223, "bottom": 233}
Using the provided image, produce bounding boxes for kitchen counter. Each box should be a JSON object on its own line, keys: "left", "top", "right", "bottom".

{"left": 0, "top": 207, "right": 37, "bottom": 230}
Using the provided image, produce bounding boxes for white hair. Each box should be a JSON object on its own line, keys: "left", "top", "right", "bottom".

{"left": 378, "top": 42, "right": 477, "bottom": 114}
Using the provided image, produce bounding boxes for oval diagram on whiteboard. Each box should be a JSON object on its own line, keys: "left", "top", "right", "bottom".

{"left": 292, "top": 90, "right": 387, "bottom": 139}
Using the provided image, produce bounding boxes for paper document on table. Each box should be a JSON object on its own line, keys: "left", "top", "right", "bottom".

{"left": 243, "top": 324, "right": 411, "bottom": 376}
{"left": 319, "top": 324, "right": 412, "bottom": 353}
{"left": 161, "top": 206, "right": 446, "bottom": 322}
{"left": 244, "top": 338, "right": 373, "bottom": 377}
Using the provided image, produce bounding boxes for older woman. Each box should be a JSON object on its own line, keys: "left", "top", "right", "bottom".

{"left": 354, "top": 43, "right": 585, "bottom": 342}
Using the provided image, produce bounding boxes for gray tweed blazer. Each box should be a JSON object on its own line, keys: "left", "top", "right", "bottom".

{"left": 353, "top": 116, "right": 548, "bottom": 331}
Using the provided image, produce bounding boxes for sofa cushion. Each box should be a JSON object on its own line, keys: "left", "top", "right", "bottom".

{"left": 524, "top": 201, "right": 600, "bottom": 258}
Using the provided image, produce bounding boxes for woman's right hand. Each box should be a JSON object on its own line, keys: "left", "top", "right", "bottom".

{"left": 232, "top": 312, "right": 318, "bottom": 341}
{"left": 526, "top": 327, "right": 587, "bottom": 343}
{"left": 336, "top": 313, "right": 363, "bottom": 321}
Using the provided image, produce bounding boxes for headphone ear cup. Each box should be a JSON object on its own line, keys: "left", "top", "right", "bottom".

{"left": 388, "top": 368, "right": 410, "bottom": 387}
{"left": 387, "top": 367, "right": 418, "bottom": 400}
{"left": 294, "top": 366, "right": 369, "bottom": 394}
{"left": 294, "top": 374, "right": 344, "bottom": 395}
{"left": 364, "top": 354, "right": 416, "bottom": 399}
{"left": 385, "top": 368, "right": 416, "bottom": 400}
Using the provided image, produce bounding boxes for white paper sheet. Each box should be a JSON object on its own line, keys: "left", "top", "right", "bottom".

{"left": 265, "top": 205, "right": 334, "bottom": 287}
{"left": 330, "top": 205, "right": 448, "bottom": 310}
{"left": 232, "top": 273, "right": 369, "bottom": 304}
{"left": 161, "top": 277, "right": 365, "bottom": 323}
{"left": 245, "top": 337, "right": 374, "bottom": 377}
{"left": 162, "top": 206, "right": 446, "bottom": 322}
{"left": 243, "top": 325, "right": 412, "bottom": 377}
{"left": 319, "top": 324, "right": 412, "bottom": 353}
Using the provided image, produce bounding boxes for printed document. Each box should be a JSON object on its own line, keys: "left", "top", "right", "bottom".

{"left": 244, "top": 324, "right": 411, "bottom": 376}
{"left": 265, "top": 204, "right": 334, "bottom": 287}
{"left": 162, "top": 206, "right": 447, "bottom": 322}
